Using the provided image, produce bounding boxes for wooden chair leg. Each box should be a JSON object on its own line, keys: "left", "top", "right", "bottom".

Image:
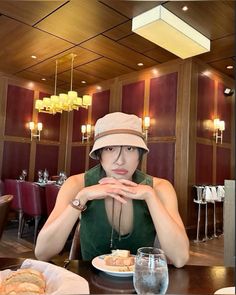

{"left": 19, "top": 215, "right": 25, "bottom": 238}
{"left": 18, "top": 211, "right": 24, "bottom": 238}
{"left": 34, "top": 216, "right": 41, "bottom": 244}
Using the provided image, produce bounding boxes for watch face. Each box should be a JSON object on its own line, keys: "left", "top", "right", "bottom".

{"left": 73, "top": 199, "right": 80, "bottom": 206}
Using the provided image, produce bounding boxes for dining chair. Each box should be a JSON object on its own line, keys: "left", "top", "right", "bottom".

{"left": 0, "top": 195, "right": 13, "bottom": 240}
{"left": 20, "top": 181, "right": 47, "bottom": 244}
{"left": 45, "top": 184, "right": 60, "bottom": 216}
{"left": 4, "top": 179, "right": 23, "bottom": 238}
{"left": 0, "top": 179, "right": 5, "bottom": 196}
{"left": 68, "top": 221, "right": 82, "bottom": 260}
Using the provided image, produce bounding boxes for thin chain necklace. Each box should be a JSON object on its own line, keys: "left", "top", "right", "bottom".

{"left": 110, "top": 198, "right": 123, "bottom": 249}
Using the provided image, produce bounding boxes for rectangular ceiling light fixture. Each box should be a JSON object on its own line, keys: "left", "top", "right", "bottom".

{"left": 132, "top": 5, "right": 210, "bottom": 59}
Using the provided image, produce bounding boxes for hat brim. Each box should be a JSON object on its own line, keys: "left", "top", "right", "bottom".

{"left": 89, "top": 133, "right": 149, "bottom": 159}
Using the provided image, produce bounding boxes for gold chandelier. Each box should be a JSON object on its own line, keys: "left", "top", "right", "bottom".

{"left": 35, "top": 54, "right": 92, "bottom": 115}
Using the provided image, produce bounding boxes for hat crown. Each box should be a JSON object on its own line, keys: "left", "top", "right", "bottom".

{"left": 95, "top": 112, "right": 142, "bottom": 136}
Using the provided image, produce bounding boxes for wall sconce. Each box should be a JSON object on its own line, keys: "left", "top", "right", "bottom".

{"left": 29, "top": 122, "right": 43, "bottom": 141}
{"left": 213, "top": 118, "right": 225, "bottom": 144}
{"left": 143, "top": 116, "right": 150, "bottom": 141}
{"left": 81, "top": 124, "right": 92, "bottom": 143}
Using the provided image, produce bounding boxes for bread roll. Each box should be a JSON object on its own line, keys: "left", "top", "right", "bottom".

{"left": 1, "top": 268, "right": 46, "bottom": 295}
{"left": 3, "top": 282, "right": 44, "bottom": 295}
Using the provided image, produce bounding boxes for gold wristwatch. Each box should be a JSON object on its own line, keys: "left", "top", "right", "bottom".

{"left": 70, "top": 199, "right": 87, "bottom": 211}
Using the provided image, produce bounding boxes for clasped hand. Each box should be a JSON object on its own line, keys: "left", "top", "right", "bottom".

{"left": 81, "top": 177, "right": 153, "bottom": 204}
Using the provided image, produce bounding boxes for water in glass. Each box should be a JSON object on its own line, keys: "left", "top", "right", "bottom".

{"left": 133, "top": 247, "right": 169, "bottom": 295}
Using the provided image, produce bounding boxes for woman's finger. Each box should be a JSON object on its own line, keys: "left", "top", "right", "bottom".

{"left": 99, "top": 177, "right": 117, "bottom": 184}
{"left": 107, "top": 193, "right": 127, "bottom": 204}
{"left": 99, "top": 177, "right": 137, "bottom": 186}
{"left": 117, "top": 179, "right": 138, "bottom": 186}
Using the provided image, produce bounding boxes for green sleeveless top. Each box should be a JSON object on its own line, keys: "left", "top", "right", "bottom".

{"left": 80, "top": 164, "right": 156, "bottom": 260}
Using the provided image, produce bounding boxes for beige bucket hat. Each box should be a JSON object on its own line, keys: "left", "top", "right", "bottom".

{"left": 89, "top": 112, "right": 149, "bottom": 159}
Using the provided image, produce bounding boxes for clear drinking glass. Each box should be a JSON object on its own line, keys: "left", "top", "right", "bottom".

{"left": 22, "top": 169, "right": 27, "bottom": 181}
{"left": 133, "top": 247, "right": 169, "bottom": 295}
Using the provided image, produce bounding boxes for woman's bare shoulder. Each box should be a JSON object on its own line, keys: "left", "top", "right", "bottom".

{"left": 153, "top": 176, "right": 173, "bottom": 189}
{"left": 152, "top": 176, "right": 177, "bottom": 201}
{"left": 58, "top": 173, "right": 85, "bottom": 195}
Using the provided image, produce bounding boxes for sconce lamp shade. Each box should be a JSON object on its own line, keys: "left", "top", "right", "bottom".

{"left": 37, "top": 122, "right": 43, "bottom": 131}
{"left": 29, "top": 122, "right": 35, "bottom": 130}
{"left": 132, "top": 5, "right": 210, "bottom": 59}
{"left": 143, "top": 117, "right": 150, "bottom": 129}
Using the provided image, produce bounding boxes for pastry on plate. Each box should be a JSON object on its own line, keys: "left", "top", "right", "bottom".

{"left": 104, "top": 249, "right": 134, "bottom": 271}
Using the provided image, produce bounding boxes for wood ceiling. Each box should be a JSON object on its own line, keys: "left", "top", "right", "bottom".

{"left": 0, "top": 1, "right": 234, "bottom": 91}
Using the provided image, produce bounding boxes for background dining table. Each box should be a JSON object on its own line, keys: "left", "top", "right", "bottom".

{"left": 0, "top": 257, "right": 234, "bottom": 294}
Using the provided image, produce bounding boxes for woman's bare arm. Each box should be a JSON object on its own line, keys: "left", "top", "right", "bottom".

{"left": 35, "top": 173, "right": 135, "bottom": 261}
{"left": 146, "top": 178, "right": 189, "bottom": 268}
{"left": 99, "top": 176, "right": 189, "bottom": 267}
{"left": 35, "top": 174, "right": 84, "bottom": 261}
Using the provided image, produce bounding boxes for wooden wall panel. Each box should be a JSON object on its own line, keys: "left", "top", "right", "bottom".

{"left": 70, "top": 146, "right": 86, "bottom": 175}
{"left": 121, "top": 80, "right": 144, "bottom": 117}
{"left": 149, "top": 73, "right": 177, "bottom": 137}
{"left": 91, "top": 90, "right": 110, "bottom": 125}
{"left": 217, "top": 82, "right": 232, "bottom": 143}
{"left": 2, "top": 141, "right": 30, "bottom": 179}
{"left": 5, "top": 85, "right": 34, "bottom": 137}
{"left": 37, "top": 92, "right": 61, "bottom": 141}
{"left": 72, "top": 108, "right": 89, "bottom": 142}
{"left": 216, "top": 147, "right": 231, "bottom": 184}
{"left": 147, "top": 142, "right": 175, "bottom": 184}
{"left": 195, "top": 143, "right": 213, "bottom": 184}
{"left": 34, "top": 144, "right": 59, "bottom": 180}
{"left": 197, "top": 75, "right": 214, "bottom": 139}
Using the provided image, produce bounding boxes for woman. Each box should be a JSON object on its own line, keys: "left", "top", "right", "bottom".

{"left": 35, "top": 112, "right": 189, "bottom": 267}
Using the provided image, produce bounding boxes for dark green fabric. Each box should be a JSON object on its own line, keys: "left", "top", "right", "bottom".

{"left": 80, "top": 164, "right": 156, "bottom": 260}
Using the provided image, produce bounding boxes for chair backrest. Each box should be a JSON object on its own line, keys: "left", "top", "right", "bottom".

{"left": 4, "top": 179, "right": 22, "bottom": 211}
{"left": 69, "top": 221, "right": 82, "bottom": 260}
{"left": 20, "top": 181, "right": 46, "bottom": 216}
{"left": 45, "top": 184, "right": 60, "bottom": 216}
{"left": 0, "top": 180, "right": 5, "bottom": 196}
{"left": 0, "top": 195, "right": 13, "bottom": 239}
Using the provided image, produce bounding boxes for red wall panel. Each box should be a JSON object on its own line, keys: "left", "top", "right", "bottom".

{"left": 121, "top": 80, "right": 144, "bottom": 117}
{"left": 216, "top": 83, "right": 232, "bottom": 143}
{"left": 38, "top": 92, "right": 61, "bottom": 141}
{"left": 72, "top": 108, "right": 89, "bottom": 142}
{"left": 5, "top": 85, "right": 34, "bottom": 137}
{"left": 196, "top": 143, "right": 213, "bottom": 184}
{"left": 88, "top": 157, "right": 100, "bottom": 170}
{"left": 2, "top": 141, "right": 30, "bottom": 180}
{"left": 70, "top": 146, "right": 87, "bottom": 175}
{"left": 216, "top": 147, "right": 231, "bottom": 184}
{"left": 34, "top": 144, "right": 59, "bottom": 181}
{"left": 147, "top": 142, "right": 175, "bottom": 184}
{"left": 197, "top": 75, "right": 215, "bottom": 139}
{"left": 91, "top": 90, "right": 110, "bottom": 125}
{"left": 149, "top": 73, "right": 177, "bottom": 137}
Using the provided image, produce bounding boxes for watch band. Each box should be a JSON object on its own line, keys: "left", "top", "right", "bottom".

{"left": 70, "top": 199, "right": 87, "bottom": 211}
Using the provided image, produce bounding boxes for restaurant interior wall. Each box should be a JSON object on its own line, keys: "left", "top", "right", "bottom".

{"left": 0, "top": 56, "right": 234, "bottom": 237}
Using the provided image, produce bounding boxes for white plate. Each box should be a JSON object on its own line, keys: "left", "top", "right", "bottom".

{"left": 92, "top": 255, "right": 134, "bottom": 277}
{"left": 214, "top": 287, "right": 235, "bottom": 294}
